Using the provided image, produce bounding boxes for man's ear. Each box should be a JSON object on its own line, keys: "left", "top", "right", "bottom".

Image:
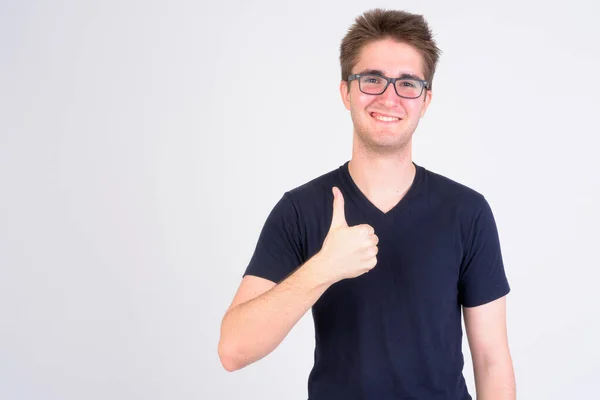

{"left": 420, "top": 89, "right": 432, "bottom": 118}
{"left": 340, "top": 80, "right": 351, "bottom": 111}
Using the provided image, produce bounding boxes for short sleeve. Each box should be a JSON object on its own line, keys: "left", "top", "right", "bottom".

{"left": 458, "top": 197, "right": 511, "bottom": 307}
{"left": 243, "top": 192, "right": 305, "bottom": 284}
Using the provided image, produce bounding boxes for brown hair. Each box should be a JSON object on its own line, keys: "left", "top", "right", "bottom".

{"left": 340, "top": 9, "right": 442, "bottom": 89}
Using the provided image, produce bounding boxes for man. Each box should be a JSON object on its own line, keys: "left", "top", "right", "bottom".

{"left": 218, "top": 8, "right": 516, "bottom": 400}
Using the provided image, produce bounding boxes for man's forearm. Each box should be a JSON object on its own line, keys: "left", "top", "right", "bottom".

{"left": 218, "top": 255, "right": 332, "bottom": 371}
{"left": 474, "top": 360, "right": 516, "bottom": 400}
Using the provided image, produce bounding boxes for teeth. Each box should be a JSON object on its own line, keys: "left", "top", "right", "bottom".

{"left": 373, "top": 114, "right": 399, "bottom": 122}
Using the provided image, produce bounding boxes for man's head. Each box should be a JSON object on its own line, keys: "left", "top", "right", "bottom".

{"left": 339, "top": 9, "right": 441, "bottom": 154}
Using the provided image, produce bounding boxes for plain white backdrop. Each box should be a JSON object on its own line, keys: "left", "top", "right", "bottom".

{"left": 1, "top": 0, "right": 599, "bottom": 399}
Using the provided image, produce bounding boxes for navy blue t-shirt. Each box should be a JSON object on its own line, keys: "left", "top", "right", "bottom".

{"left": 243, "top": 160, "right": 510, "bottom": 400}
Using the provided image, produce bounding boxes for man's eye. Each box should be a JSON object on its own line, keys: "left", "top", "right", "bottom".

{"left": 399, "top": 80, "right": 416, "bottom": 87}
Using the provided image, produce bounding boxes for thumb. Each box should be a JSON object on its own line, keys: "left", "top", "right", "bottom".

{"left": 329, "top": 186, "right": 348, "bottom": 230}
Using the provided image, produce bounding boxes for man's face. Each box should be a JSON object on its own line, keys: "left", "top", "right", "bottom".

{"left": 340, "top": 38, "right": 432, "bottom": 153}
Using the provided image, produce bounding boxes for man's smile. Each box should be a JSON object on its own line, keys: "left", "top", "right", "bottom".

{"left": 370, "top": 111, "right": 403, "bottom": 123}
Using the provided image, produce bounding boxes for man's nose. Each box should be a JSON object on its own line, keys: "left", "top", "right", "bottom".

{"left": 379, "top": 82, "right": 401, "bottom": 104}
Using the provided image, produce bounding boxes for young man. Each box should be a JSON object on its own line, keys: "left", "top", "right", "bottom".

{"left": 218, "top": 9, "right": 516, "bottom": 400}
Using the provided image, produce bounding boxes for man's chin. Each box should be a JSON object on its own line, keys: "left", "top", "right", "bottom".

{"left": 355, "top": 131, "right": 411, "bottom": 152}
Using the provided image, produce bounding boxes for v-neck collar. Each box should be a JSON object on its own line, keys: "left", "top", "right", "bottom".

{"left": 338, "top": 160, "right": 425, "bottom": 221}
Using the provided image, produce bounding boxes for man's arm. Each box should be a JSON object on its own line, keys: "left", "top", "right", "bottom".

{"left": 218, "top": 254, "right": 332, "bottom": 372}
{"left": 463, "top": 296, "right": 516, "bottom": 400}
{"left": 219, "top": 186, "right": 378, "bottom": 372}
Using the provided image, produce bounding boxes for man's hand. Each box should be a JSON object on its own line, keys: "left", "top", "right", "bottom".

{"left": 315, "top": 186, "right": 379, "bottom": 283}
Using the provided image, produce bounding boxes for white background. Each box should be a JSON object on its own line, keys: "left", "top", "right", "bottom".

{"left": 1, "top": 1, "right": 599, "bottom": 399}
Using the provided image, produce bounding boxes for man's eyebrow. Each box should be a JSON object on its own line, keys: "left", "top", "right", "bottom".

{"left": 397, "top": 73, "right": 423, "bottom": 80}
{"left": 358, "top": 68, "right": 385, "bottom": 75}
{"left": 357, "top": 69, "right": 423, "bottom": 80}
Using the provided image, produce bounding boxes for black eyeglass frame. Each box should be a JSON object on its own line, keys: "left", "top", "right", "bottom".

{"left": 347, "top": 73, "right": 430, "bottom": 99}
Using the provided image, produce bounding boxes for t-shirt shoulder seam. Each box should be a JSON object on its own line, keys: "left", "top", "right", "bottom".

{"left": 424, "top": 167, "right": 487, "bottom": 201}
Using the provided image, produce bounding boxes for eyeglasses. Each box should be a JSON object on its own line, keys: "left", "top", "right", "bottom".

{"left": 347, "top": 73, "right": 430, "bottom": 99}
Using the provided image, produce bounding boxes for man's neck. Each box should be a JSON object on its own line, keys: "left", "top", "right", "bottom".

{"left": 347, "top": 146, "right": 416, "bottom": 202}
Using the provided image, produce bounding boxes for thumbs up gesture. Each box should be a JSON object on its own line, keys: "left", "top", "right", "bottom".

{"left": 317, "top": 187, "right": 379, "bottom": 283}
